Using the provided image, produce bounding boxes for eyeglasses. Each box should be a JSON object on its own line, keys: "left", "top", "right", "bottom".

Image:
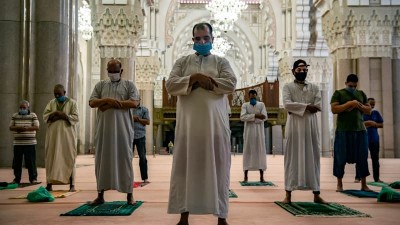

{"left": 193, "top": 36, "right": 211, "bottom": 42}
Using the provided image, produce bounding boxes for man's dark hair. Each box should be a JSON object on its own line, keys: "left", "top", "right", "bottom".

{"left": 249, "top": 90, "right": 257, "bottom": 95}
{"left": 192, "top": 23, "right": 213, "bottom": 37}
{"left": 107, "top": 58, "right": 122, "bottom": 68}
{"left": 368, "top": 97, "right": 375, "bottom": 101}
{"left": 346, "top": 74, "right": 358, "bottom": 83}
{"left": 292, "top": 59, "right": 309, "bottom": 70}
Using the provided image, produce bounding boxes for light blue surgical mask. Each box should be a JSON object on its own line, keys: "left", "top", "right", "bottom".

{"left": 19, "top": 109, "right": 28, "bottom": 115}
{"left": 193, "top": 42, "right": 212, "bottom": 56}
{"left": 56, "top": 96, "right": 66, "bottom": 102}
{"left": 346, "top": 87, "right": 356, "bottom": 93}
{"left": 250, "top": 98, "right": 257, "bottom": 106}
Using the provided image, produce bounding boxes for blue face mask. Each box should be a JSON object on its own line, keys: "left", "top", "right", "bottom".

{"left": 346, "top": 87, "right": 356, "bottom": 93}
{"left": 19, "top": 109, "right": 28, "bottom": 115}
{"left": 56, "top": 96, "right": 66, "bottom": 102}
{"left": 250, "top": 98, "right": 257, "bottom": 106}
{"left": 193, "top": 42, "right": 212, "bottom": 56}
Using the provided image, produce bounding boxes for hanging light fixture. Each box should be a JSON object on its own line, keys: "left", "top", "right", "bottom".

{"left": 78, "top": 0, "right": 93, "bottom": 41}
{"left": 206, "top": 0, "right": 248, "bottom": 32}
{"left": 211, "top": 31, "right": 231, "bottom": 57}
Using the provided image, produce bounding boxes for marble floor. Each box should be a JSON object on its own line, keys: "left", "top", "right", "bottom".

{"left": 0, "top": 154, "right": 399, "bottom": 225}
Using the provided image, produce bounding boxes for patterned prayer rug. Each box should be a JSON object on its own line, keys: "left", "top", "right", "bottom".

{"left": 275, "top": 201, "right": 370, "bottom": 217}
{"left": 341, "top": 190, "right": 379, "bottom": 198}
{"left": 367, "top": 181, "right": 389, "bottom": 187}
{"left": 229, "top": 189, "right": 238, "bottom": 198}
{"left": 239, "top": 181, "right": 275, "bottom": 186}
{"left": 60, "top": 201, "right": 143, "bottom": 216}
{"left": 10, "top": 189, "right": 80, "bottom": 199}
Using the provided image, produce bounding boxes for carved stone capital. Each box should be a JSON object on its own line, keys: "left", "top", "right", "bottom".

{"left": 135, "top": 56, "right": 160, "bottom": 90}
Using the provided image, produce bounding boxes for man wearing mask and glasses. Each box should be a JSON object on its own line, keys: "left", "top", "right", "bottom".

{"left": 331, "top": 74, "right": 372, "bottom": 192}
{"left": 282, "top": 59, "right": 326, "bottom": 204}
{"left": 89, "top": 59, "right": 139, "bottom": 205}
{"left": 166, "top": 22, "right": 236, "bottom": 225}
{"left": 43, "top": 84, "right": 79, "bottom": 192}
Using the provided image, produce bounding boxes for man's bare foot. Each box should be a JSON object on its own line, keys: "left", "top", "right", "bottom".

{"left": 361, "top": 186, "right": 373, "bottom": 192}
{"left": 354, "top": 179, "right": 361, "bottom": 183}
{"left": 218, "top": 218, "right": 229, "bottom": 225}
{"left": 336, "top": 178, "right": 343, "bottom": 192}
{"left": 46, "top": 183, "right": 53, "bottom": 191}
{"left": 127, "top": 193, "right": 136, "bottom": 205}
{"left": 376, "top": 180, "right": 384, "bottom": 183}
{"left": 69, "top": 185, "right": 76, "bottom": 192}
{"left": 260, "top": 177, "right": 266, "bottom": 183}
{"left": 143, "top": 179, "right": 149, "bottom": 183}
{"left": 314, "top": 195, "right": 328, "bottom": 204}
{"left": 89, "top": 197, "right": 105, "bottom": 206}
{"left": 177, "top": 212, "right": 189, "bottom": 225}
{"left": 243, "top": 177, "right": 248, "bottom": 182}
{"left": 282, "top": 191, "right": 291, "bottom": 203}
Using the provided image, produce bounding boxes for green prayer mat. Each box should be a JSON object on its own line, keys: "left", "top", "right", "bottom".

{"left": 389, "top": 181, "right": 400, "bottom": 189}
{"left": 60, "top": 201, "right": 143, "bottom": 216}
{"left": 275, "top": 201, "right": 370, "bottom": 217}
{"left": 239, "top": 181, "right": 275, "bottom": 186}
{"left": 378, "top": 186, "right": 400, "bottom": 202}
{"left": 229, "top": 189, "right": 238, "bottom": 198}
{"left": 367, "top": 181, "right": 389, "bottom": 187}
{"left": 341, "top": 189, "right": 379, "bottom": 198}
{"left": 0, "top": 183, "right": 18, "bottom": 190}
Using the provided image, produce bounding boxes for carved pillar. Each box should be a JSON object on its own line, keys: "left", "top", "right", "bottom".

{"left": 135, "top": 56, "right": 160, "bottom": 154}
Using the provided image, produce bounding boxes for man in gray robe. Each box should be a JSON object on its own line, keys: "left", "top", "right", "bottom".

{"left": 166, "top": 22, "right": 236, "bottom": 225}
{"left": 89, "top": 59, "right": 139, "bottom": 205}
{"left": 282, "top": 59, "right": 326, "bottom": 204}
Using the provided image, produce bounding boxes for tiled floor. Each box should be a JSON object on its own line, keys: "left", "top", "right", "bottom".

{"left": 0, "top": 154, "right": 399, "bottom": 225}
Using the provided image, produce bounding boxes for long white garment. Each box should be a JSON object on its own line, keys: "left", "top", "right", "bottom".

{"left": 89, "top": 79, "right": 139, "bottom": 193}
{"left": 240, "top": 102, "right": 268, "bottom": 171}
{"left": 166, "top": 54, "right": 236, "bottom": 218}
{"left": 43, "top": 98, "right": 79, "bottom": 184}
{"left": 283, "top": 81, "right": 321, "bottom": 191}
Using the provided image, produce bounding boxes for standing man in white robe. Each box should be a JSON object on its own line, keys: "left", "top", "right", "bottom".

{"left": 282, "top": 59, "right": 326, "bottom": 204}
{"left": 89, "top": 59, "right": 139, "bottom": 205}
{"left": 43, "top": 84, "right": 79, "bottom": 192}
{"left": 240, "top": 90, "right": 268, "bottom": 182}
{"left": 166, "top": 22, "right": 236, "bottom": 225}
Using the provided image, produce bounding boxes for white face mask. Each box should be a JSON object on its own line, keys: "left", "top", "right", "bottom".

{"left": 108, "top": 72, "right": 121, "bottom": 82}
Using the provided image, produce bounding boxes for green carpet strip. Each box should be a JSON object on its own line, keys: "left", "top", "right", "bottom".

{"left": 60, "top": 201, "right": 143, "bottom": 216}
{"left": 367, "top": 181, "right": 389, "bottom": 187}
{"left": 239, "top": 181, "right": 275, "bottom": 186}
{"left": 341, "top": 190, "right": 379, "bottom": 198}
{"left": 0, "top": 183, "right": 18, "bottom": 190}
{"left": 275, "top": 202, "right": 370, "bottom": 217}
{"left": 378, "top": 186, "right": 400, "bottom": 202}
{"left": 229, "top": 189, "right": 238, "bottom": 198}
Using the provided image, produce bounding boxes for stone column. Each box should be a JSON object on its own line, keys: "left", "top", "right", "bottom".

{"left": 33, "top": 0, "right": 72, "bottom": 166}
{"left": 135, "top": 56, "right": 160, "bottom": 155}
{"left": 0, "top": 0, "right": 23, "bottom": 166}
{"left": 392, "top": 58, "right": 400, "bottom": 158}
{"left": 381, "top": 58, "right": 394, "bottom": 157}
{"left": 320, "top": 82, "right": 331, "bottom": 157}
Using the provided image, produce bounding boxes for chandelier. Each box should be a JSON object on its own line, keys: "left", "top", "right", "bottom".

{"left": 211, "top": 31, "right": 231, "bottom": 57}
{"left": 206, "top": 0, "right": 248, "bottom": 32}
{"left": 78, "top": 0, "right": 93, "bottom": 41}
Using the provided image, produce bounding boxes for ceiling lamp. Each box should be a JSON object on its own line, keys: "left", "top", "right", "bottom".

{"left": 206, "top": 0, "right": 248, "bottom": 32}
{"left": 78, "top": 0, "right": 93, "bottom": 41}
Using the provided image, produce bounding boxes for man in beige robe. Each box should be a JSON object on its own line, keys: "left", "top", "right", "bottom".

{"left": 166, "top": 22, "right": 236, "bottom": 225}
{"left": 43, "top": 84, "right": 79, "bottom": 192}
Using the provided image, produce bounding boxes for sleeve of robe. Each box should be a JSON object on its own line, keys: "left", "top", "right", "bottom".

{"left": 43, "top": 101, "right": 53, "bottom": 124}
{"left": 255, "top": 103, "right": 268, "bottom": 124}
{"left": 166, "top": 57, "right": 237, "bottom": 96}
{"left": 283, "top": 84, "right": 308, "bottom": 116}
{"left": 66, "top": 100, "right": 79, "bottom": 126}
{"left": 240, "top": 103, "right": 255, "bottom": 122}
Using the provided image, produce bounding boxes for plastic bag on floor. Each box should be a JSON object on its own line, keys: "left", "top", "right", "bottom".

{"left": 27, "top": 186, "right": 55, "bottom": 202}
